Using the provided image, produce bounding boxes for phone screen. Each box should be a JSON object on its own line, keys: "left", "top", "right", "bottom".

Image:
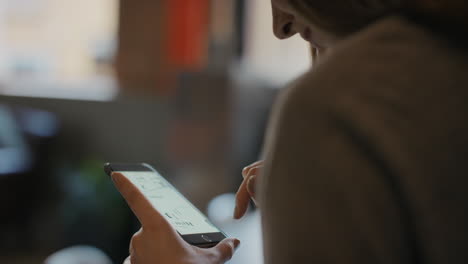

{"left": 118, "top": 170, "right": 220, "bottom": 235}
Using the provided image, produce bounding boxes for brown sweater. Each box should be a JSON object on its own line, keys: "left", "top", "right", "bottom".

{"left": 260, "top": 15, "right": 468, "bottom": 264}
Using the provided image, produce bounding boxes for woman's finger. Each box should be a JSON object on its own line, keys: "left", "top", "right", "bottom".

{"left": 236, "top": 160, "right": 263, "bottom": 219}
{"left": 111, "top": 173, "right": 172, "bottom": 231}
{"left": 242, "top": 161, "right": 263, "bottom": 177}
{"left": 234, "top": 178, "right": 250, "bottom": 219}
{"left": 247, "top": 174, "right": 257, "bottom": 198}
{"left": 243, "top": 165, "right": 262, "bottom": 179}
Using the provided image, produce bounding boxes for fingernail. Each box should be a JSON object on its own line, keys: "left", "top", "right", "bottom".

{"left": 233, "top": 205, "right": 239, "bottom": 219}
{"left": 242, "top": 167, "right": 249, "bottom": 178}
{"left": 234, "top": 239, "right": 241, "bottom": 248}
{"left": 247, "top": 175, "right": 256, "bottom": 194}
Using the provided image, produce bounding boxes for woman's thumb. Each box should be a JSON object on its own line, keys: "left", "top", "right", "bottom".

{"left": 213, "top": 238, "right": 241, "bottom": 262}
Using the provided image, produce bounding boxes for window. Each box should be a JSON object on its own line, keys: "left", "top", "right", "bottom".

{"left": 0, "top": 0, "right": 118, "bottom": 100}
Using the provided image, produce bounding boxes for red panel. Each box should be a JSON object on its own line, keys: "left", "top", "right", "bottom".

{"left": 166, "top": 0, "right": 210, "bottom": 69}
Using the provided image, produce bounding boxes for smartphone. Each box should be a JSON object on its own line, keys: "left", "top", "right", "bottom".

{"left": 104, "top": 163, "right": 227, "bottom": 248}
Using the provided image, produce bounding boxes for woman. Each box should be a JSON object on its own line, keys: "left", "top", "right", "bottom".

{"left": 112, "top": 0, "right": 468, "bottom": 263}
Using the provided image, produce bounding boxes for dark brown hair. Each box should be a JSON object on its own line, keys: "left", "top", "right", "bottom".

{"left": 289, "top": 0, "right": 468, "bottom": 37}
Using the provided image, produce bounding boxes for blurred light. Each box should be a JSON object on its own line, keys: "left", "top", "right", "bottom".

{"left": 207, "top": 193, "right": 239, "bottom": 223}
{"left": 0, "top": 105, "right": 32, "bottom": 175}
{"left": 0, "top": 76, "right": 118, "bottom": 101}
{"left": 207, "top": 193, "right": 264, "bottom": 264}
{"left": 44, "top": 246, "right": 112, "bottom": 264}
{"left": 0, "top": 147, "right": 31, "bottom": 175}
{"left": 0, "top": 0, "right": 119, "bottom": 101}
{"left": 19, "top": 108, "right": 59, "bottom": 138}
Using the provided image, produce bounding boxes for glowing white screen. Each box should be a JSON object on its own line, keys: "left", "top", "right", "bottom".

{"left": 119, "top": 171, "right": 220, "bottom": 235}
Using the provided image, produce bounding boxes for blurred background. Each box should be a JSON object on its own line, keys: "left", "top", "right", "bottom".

{"left": 0, "top": 0, "right": 311, "bottom": 263}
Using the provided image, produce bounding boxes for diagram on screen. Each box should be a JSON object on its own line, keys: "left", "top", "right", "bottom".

{"left": 126, "top": 171, "right": 220, "bottom": 235}
{"left": 163, "top": 206, "right": 197, "bottom": 230}
{"left": 135, "top": 175, "right": 169, "bottom": 191}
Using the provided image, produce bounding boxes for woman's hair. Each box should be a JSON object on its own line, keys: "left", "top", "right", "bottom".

{"left": 289, "top": 0, "right": 468, "bottom": 37}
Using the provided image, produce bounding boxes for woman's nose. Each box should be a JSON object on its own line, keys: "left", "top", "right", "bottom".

{"left": 272, "top": 8, "right": 297, "bottom": 39}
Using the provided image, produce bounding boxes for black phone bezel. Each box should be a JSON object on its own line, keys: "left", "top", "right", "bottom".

{"left": 104, "top": 162, "right": 227, "bottom": 248}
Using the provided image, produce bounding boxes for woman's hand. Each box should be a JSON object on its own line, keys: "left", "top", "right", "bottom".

{"left": 111, "top": 173, "right": 240, "bottom": 264}
{"left": 233, "top": 160, "right": 263, "bottom": 219}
